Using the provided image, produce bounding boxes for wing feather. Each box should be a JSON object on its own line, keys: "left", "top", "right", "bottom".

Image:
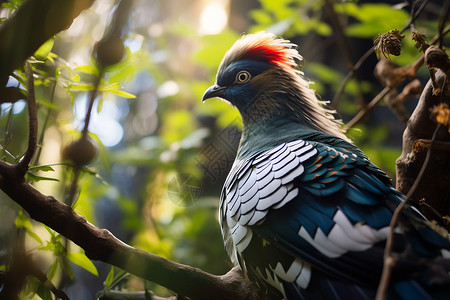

{"left": 219, "top": 139, "right": 450, "bottom": 298}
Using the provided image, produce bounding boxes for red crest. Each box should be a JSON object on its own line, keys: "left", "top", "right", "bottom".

{"left": 219, "top": 32, "right": 301, "bottom": 71}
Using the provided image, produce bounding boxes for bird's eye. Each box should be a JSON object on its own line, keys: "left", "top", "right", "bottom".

{"left": 235, "top": 71, "right": 251, "bottom": 84}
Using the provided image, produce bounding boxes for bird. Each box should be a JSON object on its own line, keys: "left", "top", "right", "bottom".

{"left": 202, "top": 32, "right": 450, "bottom": 300}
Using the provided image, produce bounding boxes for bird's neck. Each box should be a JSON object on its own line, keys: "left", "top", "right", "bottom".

{"left": 237, "top": 112, "right": 311, "bottom": 159}
{"left": 236, "top": 110, "right": 362, "bottom": 161}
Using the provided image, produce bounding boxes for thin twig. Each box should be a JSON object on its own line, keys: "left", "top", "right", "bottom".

{"left": 1, "top": 94, "right": 16, "bottom": 160}
{"left": 437, "top": 0, "right": 450, "bottom": 48}
{"left": 331, "top": 0, "right": 430, "bottom": 109}
{"left": 430, "top": 25, "right": 450, "bottom": 47}
{"left": 324, "top": 0, "right": 355, "bottom": 63}
{"left": 343, "top": 86, "right": 391, "bottom": 131}
{"left": 81, "top": 72, "right": 103, "bottom": 139}
{"left": 331, "top": 47, "right": 374, "bottom": 109}
{"left": 16, "top": 61, "right": 37, "bottom": 177}
{"left": 375, "top": 124, "right": 442, "bottom": 300}
{"left": 344, "top": 24, "right": 450, "bottom": 130}
{"left": 400, "top": 0, "right": 430, "bottom": 33}
{"left": 66, "top": 69, "right": 103, "bottom": 206}
{"left": 33, "top": 79, "right": 57, "bottom": 166}
{"left": 66, "top": 167, "right": 81, "bottom": 207}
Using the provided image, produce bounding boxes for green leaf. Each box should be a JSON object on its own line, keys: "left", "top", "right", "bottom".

{"left": 34, "top": 38, "right": 55, "bottom": 61}
{"left": 75, "top": 65, "right": 99, "bottom": 75}
{"left": 47, "top": 52, "right": 57, "bottom": 63}
{"left": 14, "top": 209, "right": 31, "bottom": 229}
{"left": 26, "top": 172, "right": 59, "bottom": 182}
{"left": 101, "top": 83, "right": 122, "bottom": 91}
{"left": 37, "top": 98, "right": 59, "bottom": 110}
{"left": 27, "top": 230, "right": 44, "bottom": 245}
{"left": 29, "top": 165, "right": 55, "bottom": 172}
{"left": 70, "top": 83, "right": 94, "bottom": 91}
{"left": 36, "top": 283, "right": 52, "bottom": 300}
{"left": 38, "top": 244, "right": 53, "bottom": 252}
{"left": 47, "top": 261, "right": 58, "bottom": 281}
{"left": 334, "top": 3, "right": 409, "bottom": 38}
{"left": 72, "top": 74, "right": 81, "bottom": 82}
{"left": 106, "top": 89, "right": 136, "bottom": 98}
{"left": 105, "top": 266, "right": 114, "bottom": 288}
{"left": 67, "top": 252, "right": 98, "bottom": 276}
{"left": 14, "top": 210, "right": 43, "bottom": 244}
{"left": 98, "top": 83, "right": 136, "bottom": 98}
{"left": 43, "top": 225, "right": 57, "bottom": 239}
{"left": 97, "top": 96, "right": 104, "bottom": 113}
{"left": 80, "top": 166, "right": 108, "bottom": 185}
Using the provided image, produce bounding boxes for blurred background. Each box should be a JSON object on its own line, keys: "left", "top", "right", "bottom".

{"left": 0, "top": 0, "right": 448, "bottom": 298}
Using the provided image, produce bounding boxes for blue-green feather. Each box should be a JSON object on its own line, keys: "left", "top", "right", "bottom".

{"left": 211, "top": 33, "right": 450, "bottom": 299}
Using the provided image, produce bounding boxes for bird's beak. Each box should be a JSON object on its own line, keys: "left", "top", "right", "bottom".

{"left": 202, "top": 84, "right": 226, "bottom": 102}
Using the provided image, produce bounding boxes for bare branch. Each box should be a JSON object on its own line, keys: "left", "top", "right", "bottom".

{"left": 345, "top": 25, "right": 450, "bottom": 130}
{"left": 343, "top": 87, "right": 391, "bottom": 131}
{"left": 331, "top": 47, "right": 374, "bottom": 109}
{"left": 0, "top": 166, "right": 267, "bottom": 300}
{"left": 331, "top": 0, "right": 430, "bottom": 108}
{"left": 386, "top": 79, "right": 422, "bottom": 123}
{"left": 15, "top": 62, "right": 37, "bottom": 177}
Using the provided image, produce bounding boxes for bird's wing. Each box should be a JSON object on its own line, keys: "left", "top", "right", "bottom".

{"left": 220, "top": 139, "right": 450, "bottom": 298}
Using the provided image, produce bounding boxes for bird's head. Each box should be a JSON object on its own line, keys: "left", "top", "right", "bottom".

{"left": 202, "top": 32, "right": 302, "bottom": 119}
{"left": 202, "top": 32, "right": 350, "bottom": 142}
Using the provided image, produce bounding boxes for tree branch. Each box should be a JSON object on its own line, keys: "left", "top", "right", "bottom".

{"left": 377, "top": 124, "right": 442, "bottom": 300}
{"left": 0, "top": 165, "right": 267, "bottom": 300}
{"left": 343, "top": 86, "right": 391, "bottom": 131}
{"left": 344, "top": 25, "right": 450, "bottom": 130}
{"left": 330, "top": 0, "right": 430, "bottom": 109}
{"left": 0, "top": 2, "right": 267, "bottom": 299}
{"left": 396, "top": 50, "right": 450, "bottom": 221}
{"left": 15, "top": 62, "right": 37, "bottom": 177}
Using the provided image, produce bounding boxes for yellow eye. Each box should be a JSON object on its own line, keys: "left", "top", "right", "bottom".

{"left": 235, "top": 70, "right": 251, "bottom": 84}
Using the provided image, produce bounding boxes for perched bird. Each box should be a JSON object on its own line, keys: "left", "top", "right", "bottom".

{"left": 202, "top": 32, "right": 450, "bottom": 299}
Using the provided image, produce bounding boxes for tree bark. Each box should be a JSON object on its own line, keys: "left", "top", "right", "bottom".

{"left": 396, "top": 71, "right": 450, "bottom": 221}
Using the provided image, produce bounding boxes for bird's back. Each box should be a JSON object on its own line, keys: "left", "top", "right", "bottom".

{"left": 220, "top": 134, "right": 450, "bottom": 299}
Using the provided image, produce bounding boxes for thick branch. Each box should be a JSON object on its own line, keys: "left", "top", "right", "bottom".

{"left": 0, "top": 165, "right": 267, "bottom": 300}
{"left": 396, "top": 71, "right": 450, "bottom": 220}
{"left": 0, "top": 0, "right": 95, "bottom": 89}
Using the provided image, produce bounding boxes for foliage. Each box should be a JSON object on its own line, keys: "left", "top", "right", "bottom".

{"left": 0, "top": 0, "right": 448, "bottom": 299}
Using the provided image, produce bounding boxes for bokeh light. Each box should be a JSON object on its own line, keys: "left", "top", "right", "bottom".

{"left": 199, "top": 2, "right": 228, "bottom": 35}
{"left": 73, "top": 95, "right": 124, "bottom": 147}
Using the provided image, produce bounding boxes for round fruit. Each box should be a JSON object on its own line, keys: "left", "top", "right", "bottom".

{"left": 62, "top": 137, "right": 98, "bottom": 166}
{"left": 94, "top": 36, "right": 125, "bottom": 68}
